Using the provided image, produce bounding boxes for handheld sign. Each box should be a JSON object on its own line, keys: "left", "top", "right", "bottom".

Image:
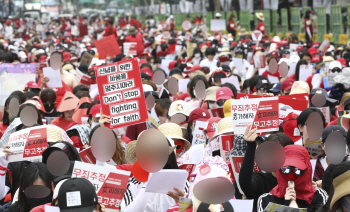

{"left": 95, "top": 58, "right": 148, "bottom": 129}
{"left": 72, "top": 161, "right": 130, "bottom": 212}
{"left": 252, "top": 30, "right": 263, "bottom": 42}
{"left": 8, "top": 126, "right": 47, "bottom": 162}
{"left": 231, "top": 97, "right": 279, "bottom": 134}
{"left": 94, "top": 35, "right": 121, "bottom": 59}
{"left": 182, "top": 20, "right": 192, "bottom": 31}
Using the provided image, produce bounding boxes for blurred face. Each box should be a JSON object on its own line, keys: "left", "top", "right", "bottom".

{"left": 282, "top": 88, "right": 291, "bottom": 95}
{"left": 302, "top": 55, "right": 311, "bottom": 64}
{"left": 257, "top": 84, "right": 269, "bottom": 95}
{"left": 158, "top": 111, "right": 169, "bottom": 124}
{"left": 64, "top": 110, "right": 74, "bottom": 121}
{"left": 207, "top": 54, "right": 214, "bottom": 61}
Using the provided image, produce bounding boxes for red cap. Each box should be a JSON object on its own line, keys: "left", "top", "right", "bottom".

{"left": 190, "top": 64, "right": 201, "bottom": 72}
{"left": 5, "top": 20, "right": 11, "bottom": 25}
{"left": 311, "top": 57, "right": 320, "bottom": 63}
{"left": 281, "top": 79, "right": 295, "bottom": 91}
{"left": 140, "top": 67, "right": 153, "bottom": 80}
{"left": 205, "top": 117, "right": 221, "bottom": 139}
{"left": 188, "top": 108, "right": 210, "bottom": 123}
{"left": 270, "top": 51, "right": 279, "bottom": 58}
{"left": 230, "top": 42, "right": 237, "bottom": 48}
{"left": 216, "top": 87, "right": 233, "bottom": 102}
{"left": 308, "top": 47, "right": 318, "bottom": 56}
{"left": 336, "top": 58, "right": 346, "bottom": 68}
{"left": 168, "top": 61, "right": 176, "bottom": 70}
{"left": 282, "top": 112, "right": 301, "bottom": 143}
{"left": 282, "top": 145, "right": 308, "bottom": 170}
{"left": 63, "top": 52, "right": 71, "bottom": 62}
{"left": 89, "top": 104, "right": 101, "bottom": 118}
{"left": 139, "top": 59, "right": 148, "bottom": 65}
{"left": 24, "top": 81, "right": 40, "bottom": 90}
{"left": 39, "top": 55, "right": 47, "bottom": 63}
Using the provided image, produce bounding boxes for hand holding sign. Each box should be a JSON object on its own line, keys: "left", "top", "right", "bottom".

{"left": 243, "top": 124, "right": 258, "bottom": 142}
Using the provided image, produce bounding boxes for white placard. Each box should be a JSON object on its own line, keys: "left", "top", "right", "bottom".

{"left": 123, "top": 42, "right": 137, "bottom": 56}
{"left": 210, "top": 19, "right": 226, "bottom": 31}
{"left": 43, "top": 67, "right": 63, "bottom": 88}
{"left": 221, "top": 77, "right": 241, "bottom": 91}
{"left": 192, "top": 120, "right": 209, "bottom": 146}
{"left": 178, "top": 79, "right": 190, "bottom": 93}
{"left": 267, "top": 75, "right": 280, "bottom": 84}
{"left": 299, "top": 64, "right": 313, "bottom": 82}
{"left": 145, "top": 170, "right": 188, "bottom": 194}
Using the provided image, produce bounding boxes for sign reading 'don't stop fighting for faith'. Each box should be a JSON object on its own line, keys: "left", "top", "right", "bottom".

{"left": 95, "top": 58, "right": 148, "bottom": 129}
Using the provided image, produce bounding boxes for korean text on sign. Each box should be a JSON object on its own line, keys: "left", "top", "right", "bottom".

{"left": 95, "top": 58, "right": 148, "bottom": 129}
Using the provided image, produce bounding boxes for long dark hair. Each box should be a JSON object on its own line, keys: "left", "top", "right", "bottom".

{"left": 17, "top": 104, "right": 44, "bottom": 126}
{"left": 189, "top": 75, "right": 208, "bottom": 99}
{"left": 18, "top": 162, "right": 53, "bottom": 212}
{"left": 184, "top": 120, "right": 194, "bottom": 144}
{"left": 295, "top": 59, "right": 308, "bottom": 81}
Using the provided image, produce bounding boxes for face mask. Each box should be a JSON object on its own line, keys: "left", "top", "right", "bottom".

{"left": 72, "top": 62, "right": 78, "bottom": 66}
{"left": 195, "top": 53, "right": 200, "bottom": 58}
{"left": 44, "top": 103, "right": 55, "bottom": 113}
{"left": 26, "top": 191, "right": 53, "bottom": 209}
{"left": 91, "top": 122, "right": 99, "bottom": 129}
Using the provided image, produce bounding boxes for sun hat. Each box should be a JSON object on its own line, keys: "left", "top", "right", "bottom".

{"left": 125, "top": 140, "right": 137, "bottom": 164}
{"left": 128, "top": 26, "right": 137, "bottom": 35}
{"left": 237, "top": 28, "right": 248, "bottom": 36}
{"left": 209, "top": 117, "right": 234, "bottom": 142}
{"left": 47, "top": 125, "right": 63, "bottom": 143}
{"left": 316, "top": 56, "right": 335, "bottom": 70}
{"left": 334, "top": 67, "right": 350, "bottom": 88}
{"left": 205, "top": 86, "right": 220, "bottom": 102}
{"left": 255, "top": 12, "right": 264, "bottom": 21}
{"left": 218, "top": 47, "right": 231, "bottom": 57}
{"left": 158, "top": 123, "right": 191, "bottom": 151}
{"left": 290, "top": 81, "right": 310, "bottom": 95}
{"left": 331, "top": 170, "right": 350, "bottom": 211}
{"left": 56, "top": 91, "right": 79, "bottom": 112}
{"left": 329, "top": 60, "right": 342, "bottom": 70}
{"left": 58, "top": 178, "right": 97, "bottom": 212}
{"left": 168, "top": 100, "right": 191, "bottom": 117}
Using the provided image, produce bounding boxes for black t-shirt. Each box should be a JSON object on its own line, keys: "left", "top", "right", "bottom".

{"left": 4, "top": 201, "right": 20, "bottom": 212}
{"left": 257, "top": 188, "right": 328, "bottom": 212}
{"left": 5, "top": 161, "right": 30, "bottom": 200}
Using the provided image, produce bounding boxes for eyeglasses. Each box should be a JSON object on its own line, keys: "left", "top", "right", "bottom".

{"left": 330, "top": 68, "right": 341, "bottom": 73}
{"left": 280, "top": 166, "right": 305, "bottom": 176}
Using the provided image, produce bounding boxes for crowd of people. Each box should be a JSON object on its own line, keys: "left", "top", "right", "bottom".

{"left": 0, "top": 10, "right": 349, "bottom": 212}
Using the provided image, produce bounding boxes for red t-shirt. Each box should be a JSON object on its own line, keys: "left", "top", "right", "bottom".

{"left": 257, "top": 21, "right": 266, "bottom": 36}
{"left": 125, "top": 34, "right": 144, "bottom": 57}
{"left": 156, "top": 49, "right": 170, "bottom": 58}
{"left": 50, "top": 117, "right": 74, "bottom": 131}
{"left": 30, "top": 203, "right": 51, "bottom": 212}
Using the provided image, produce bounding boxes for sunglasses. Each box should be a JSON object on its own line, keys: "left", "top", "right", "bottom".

{"left": 258, "top": 88, "right": 268, "bottom": 93}
{"left": 330, "top": 68, "right": 341, "bottom": 73}
{"left": 216, "top": 100, "right": 225, "bottom": 107}
{"left": 280, "top": 166, "right": 305, "bottom": 176}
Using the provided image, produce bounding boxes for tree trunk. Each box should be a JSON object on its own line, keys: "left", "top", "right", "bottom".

{"left": 214, "top": 0, "right": 221, "bottom": 12}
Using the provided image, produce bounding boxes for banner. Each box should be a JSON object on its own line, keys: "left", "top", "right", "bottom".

{"left": 94, "top": 35, "right": 121, "bottom": 59}
{"left": 8, "top": 126, "right": 47, "bottom": 162}
{"left": 192, "top": 120, "right": 209, "bottom": 146}
{"left": 72, "top": 161, "right": 130, "bottom": 212}
{"left": 95, "top": 58, "right": 148, "bottom": 129}
{"left": 123, "top": 42, "right": 137, "bottom": 56}
{"left": 219, "top": 134, "right": 235, "bottom": 163}
{"left": 231, "top": 97, "right": 279, "bottom": 134}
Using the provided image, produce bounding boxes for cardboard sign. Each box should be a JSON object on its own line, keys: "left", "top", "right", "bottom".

{"left": 179, "top": 164, "right": 196, "bottom": 181}
{"left": 219, "top": 134, "right": 235, "bottom": 163}
{"left": 299, "top": 64, "right": 313, "bottom": 82}
{"left": 79, "top": 147, "right": 97, "bottom": 164}
{"left": 231, "top": 97, "right": 279, "bottom": 134}
{"left": 210, "top": 19, "right": 226, "bottom": 31}
{"left": 327, "top": 72, "right": 339, "bottom": 87}
{"left": 192, "top": 121, "right": 209, "bottom": 146}
{"left": 123, "top": 42, "right": 137, "bottom": 56}
{"left": 80, "top": 52, "right": 94, "bottom": 67}
{"left": 182, "top": 20, "right": 192, "bottom": 31}
{"left": 208, "top": 107, "right": 224, "bottom": 118}
{"left": 252, "top": 30, "right": 263, "bottom": 41}
{"left": 318, "top": 38, "right": 330, "bottom": 56}
{"left": 8, "top": 126, "right": 47, "bottom": 162}
{"left": 95, "top": 58, "right": 148, "bottom": 129}
{"left": 263, "top": 203, "right": 306, "bottom": 212}
{"left": 253, "top": 55, "right": 266, "bottom": 69}
{"left": 79, "top": 25, "right": 88, "bottom": 37}
{"left": 76, "top": 68, "right": 92, "bottom": 87}
{"left": 94, "top": 35, "right": 121, "bottom": 59}
{"left": 315, "top": 106, "right": 330, "bottom": 124}
{"left": 72, "top": 161, "right": 130, "bottom": 212}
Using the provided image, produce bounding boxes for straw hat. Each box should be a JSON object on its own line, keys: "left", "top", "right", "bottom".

{"left": 209, "top": 117, "right": 234, "bottom": 141}
{"left": 158, "top": 123, "right": 191, "bottom": 151}
{"left": 218, "top": 47, "right": 232, "bottom": 57}
{"left": 128, "top": 26, "right": 137, "bottom": 35}
{"left": 331, "top": 170, "right": 350, "bottom": 211}
{"left": 47, "top": 125, "right": 63, "bottom": 143}
{"left": 315, "top": 56, "right": 335, "bottom": 70}
{"left": 237, "top": 28, "right": 248, "bottom": 36}
{"left": 256, "top": 12, "right": 264, "bottom": 21}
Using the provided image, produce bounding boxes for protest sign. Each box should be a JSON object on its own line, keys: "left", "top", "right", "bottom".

{"left": 210, "top": 19, "right": 226, "bottom": 31}
{"left": 327, "top": 72, "right": 339, "bottom": 87}
{"left": 231, "top": 97, "right": 279, "bottom": 134}
{"left": 76, "top": 68, "right": 92, "bottom": 87}
{"left": 219, "top": 134, "right": 235, "bottom": 163}
{"left": 192, "top": 120, "right": 209, "bottom": 146}
{"left": 178, "top": 79, "right": 190, "bottom": 93}
{"left": 232, "top": 57, "right": 243, "bottom": 69}
{"left": 72, "top": 161, "right": 130, "bottom": 212}
{"left": 8, "top": 126, "right": 47, "bottom": 162}
{"left": 315, "top": 106, "right": 330, "bottom": 124}
{"left": 318, "top": 38, "right": 330, "bottom": 56}
{"left": 268, "top": 75, "right": 279, "bottom": 83}
{"left": 221, "top": 77, "right": 240, "bottom": 91}
{"left": 279, "top": 95, "right": 309, "bottom": 112}
{"left": 253, "top": 54, "right": 266, "bottom": 69}
{"left": 160, "top": 59, "right": 172, "bottom": 75}
{"left": 304, "top": 140, "right": 322, "bottom": 158}
{"left": 80, "top": 51, "right": 94, "bottom": 67}
{"left": 123, "top": 42, "right": 137, "bottom": 56}
{"left": 208, "top": 107, "right": 224, "bottom": 118}
{"left": 94, "top": 35, "right": 121, "bottom": 59}
{"left": 182, "top": 20, "right": 192, "bottom": 31}
{"left": 263, "top": 203, "right": 307, "bottom": 212}
{"left": 95, "top": 58, "right": 148, "bottom": 129}
{"left": 179, "top": 164, "right": 196, "bottom": 181}
{"left": 79, "top": 147, "right": 97, "bottom": 164}
{"left": 252, "top": 30, "right": 263, "bottom": 42}
{"left": 43, "top": 67, "right": 63, "bottom": 88}
{"left": 299, "top": 64, "right": 313, "bottom": 82}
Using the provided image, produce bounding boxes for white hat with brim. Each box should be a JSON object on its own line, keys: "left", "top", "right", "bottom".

{"left": 334, "top": 68, "right": 350, "bottom": 88}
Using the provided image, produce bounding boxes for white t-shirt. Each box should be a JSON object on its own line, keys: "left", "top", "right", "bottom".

{"left": 229, "top": 59, "right": 254, "bottom": 80}
{"left": 200, "top": 58, "right": 218, "bottom": 68}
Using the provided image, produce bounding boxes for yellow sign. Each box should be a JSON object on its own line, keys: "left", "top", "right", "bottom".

{"left": 339, "top": 34, "right": 349, "bottom": 45}
{"left": 323, "top": 34, "right": 333, "bottom": 42}
{"left": 298, "top": 33, "right": 305, "bottom": 41}
{"left": 285, "top": 33, "right": 292, "bottom": 41}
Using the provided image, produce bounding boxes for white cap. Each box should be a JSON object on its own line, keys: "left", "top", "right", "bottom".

{"left": 273, "top": 36, "right": 281, "bottom": 42}
{"left": 168, "top": 100, "right": 191, "bottom": 117}
{"left": 142, "top": 84, "right": 153, "bottom": 92}
{"left": 289, "top": 54, "right": 300, "bottom": 63}
{"left": 278, "top": 58, "right": 290, "bottom": 66}
{"left": 215, "top": 13, "right": 222, "bottom": 17}
{"left": 329, "top": 61, "right": 342, "bottom": 70}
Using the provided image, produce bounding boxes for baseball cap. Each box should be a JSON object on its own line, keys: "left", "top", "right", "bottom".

{"left": 88, "top": 104, "right": 101, "bottom": 119}
{"left": 63, "top": 52, "right": 71, "bottom": 62}
{"left": 256, "top": 79, "right": 270, "bottom": 90}
{"left": 290, "top": 81, "right": 310, "bottom": 95}
{"left": 321, "top": 125, "right": 347, "bottom": 143}
{"left": 24, "top": 81, "right": 40, "bottom": 90}
{"left": 269, "top": 82, "right": 282, "bottom": 93}
{"left": 140, "top": 67, "right": 153, "bottom": 80}
{"left": 336, "top": 58, "right": 347, "bottom": 68}
{"left": 205, "top": 117, "right": 222, "bottom": 139}
{"left": 308, "top": 47, "right": 318, "bottom": 56}
{"left": 168, "top": 100, "right": 190, "bottom": 117}
{"left": 141, "top": 72, "right": 151, "bottom": 81}
{"left": 216, "top": 87, "right": 234, "bottom": 102}
{"left": 188, "top": 108, "right": 210, "bottom": 123}
{"left": 310, "top": 88, "right": 338, "bottom": 105}
{"left": 205, "top": 86, "right": 220, "bottom": 102}
{"left": 329, "top": 60, "right": 342, "bottom": 70}
{"left": 281, "top": 79, "right": 295, "bottom": 91}
{"left": 42, "top": 142, "right": 75, "bottom": 164}
{"left": 281, "top": 112, "right": 301, "bottom": 143}
{"left": 57, "top": 178, "right": 97, "bottom": 212}
{"left": 282, "top": 145, "right": 308, "bottom": 170}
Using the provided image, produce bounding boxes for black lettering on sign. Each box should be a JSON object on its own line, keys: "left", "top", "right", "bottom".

{"left": 232, "top": 113, "right": 255, "bottom": 120}
{"left": 110, "top": 112, "right": 140, "bottom": 126}
{"left": 98, "top": 65, "right": 117, "bottom": 76}
{"left": 110, "top": 101, "right": 138, "bottom": 115}
{"left": 103, "top": 92, "right": 123, "bottom": 104}
{"left": 118, "top": 62, "right": 133, "bottom": 72}
{"left": 108, "top": 73, "right": 128, "bottom": 83}
{"left": 123, "top": 89, "right": 140, "bottom": 100}
{"left": 104, "top": 79, "right": 135, "bottom": 93}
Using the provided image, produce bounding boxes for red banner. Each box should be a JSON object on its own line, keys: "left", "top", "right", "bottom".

{"left": 94, "top": 35, "right": 121, "bottom": 59}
